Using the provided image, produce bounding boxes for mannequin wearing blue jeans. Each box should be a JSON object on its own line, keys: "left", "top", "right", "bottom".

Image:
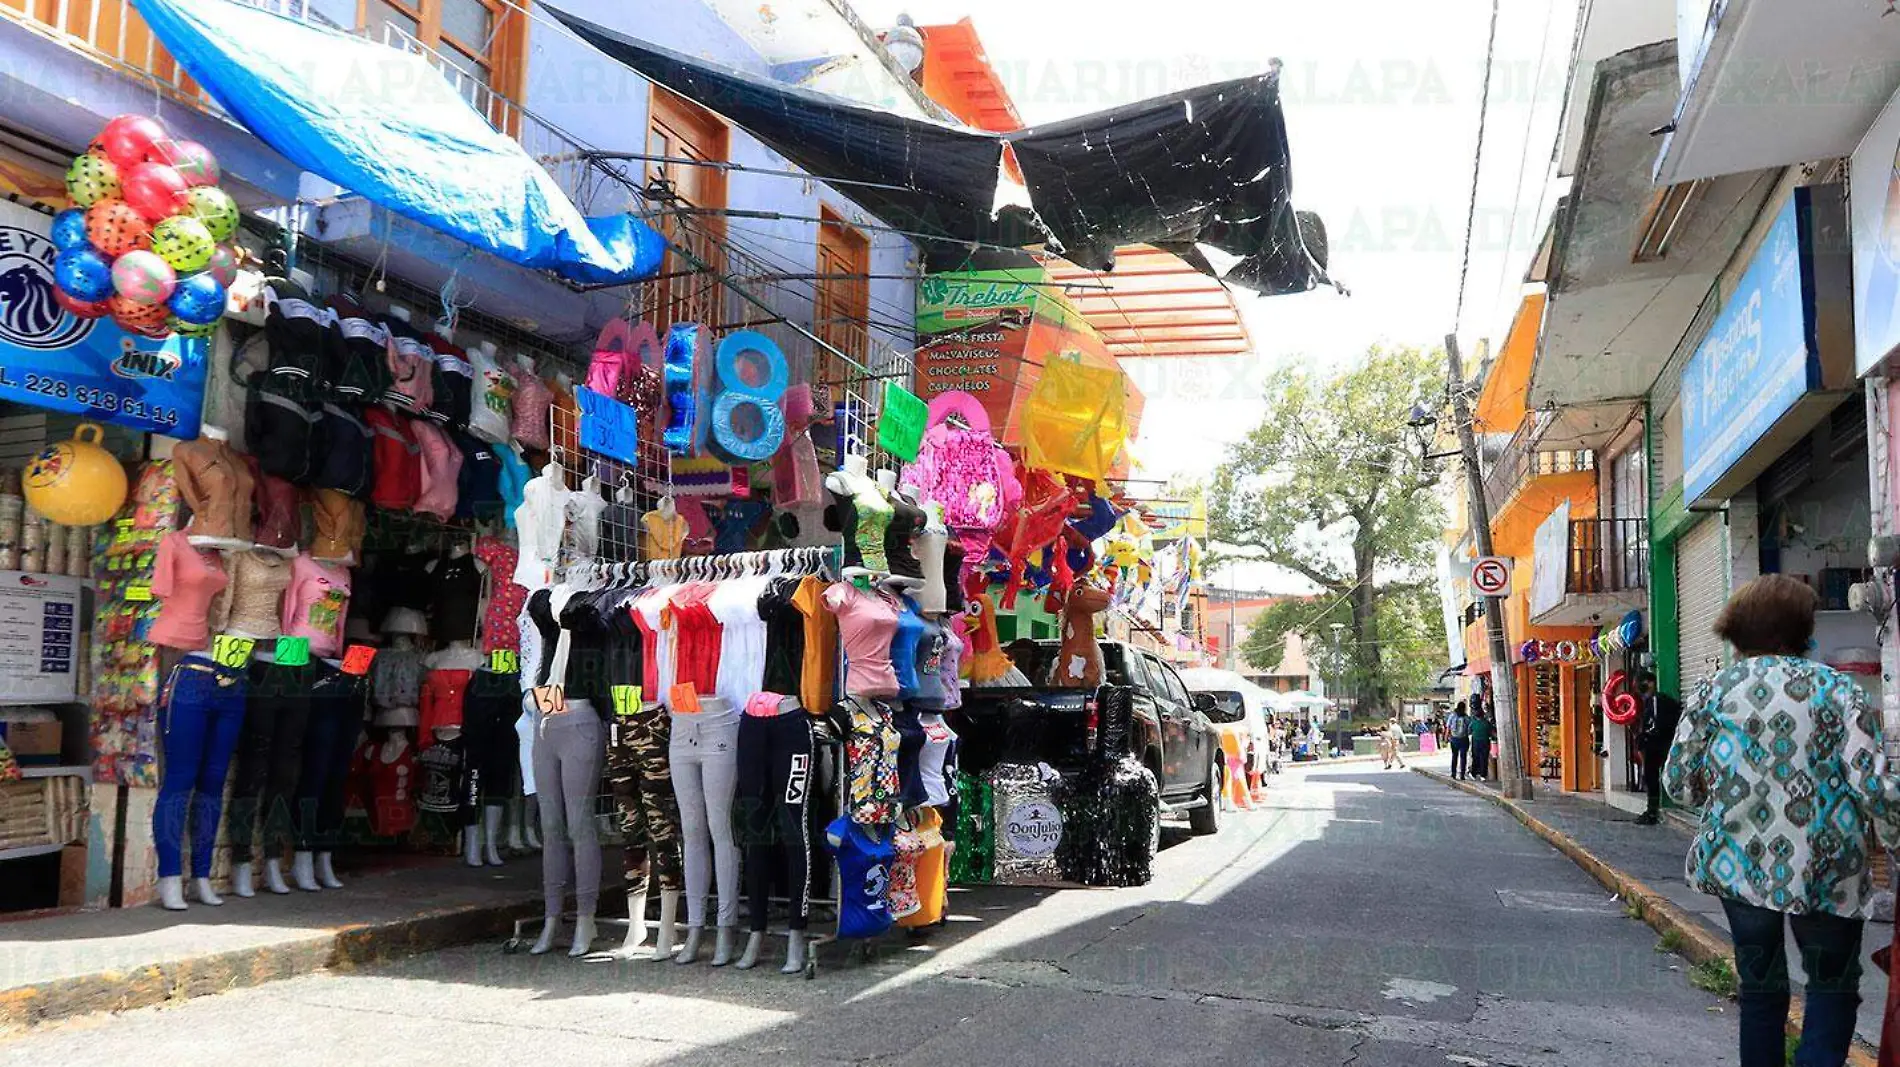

{"left": 153, "top": 656, "right": 249, "bottom": 909}
{"left": 1722, "top": 898, "right": 1863, "bottom": 1067}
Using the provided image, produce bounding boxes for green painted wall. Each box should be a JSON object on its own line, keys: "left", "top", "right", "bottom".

{"left": 1646, "top": 404, "right": 1681, "bottom": 696}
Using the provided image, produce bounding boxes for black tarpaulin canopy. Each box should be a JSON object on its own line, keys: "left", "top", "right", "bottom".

{"left": 545, "top": 5, "right": 1329, "bottom": 295}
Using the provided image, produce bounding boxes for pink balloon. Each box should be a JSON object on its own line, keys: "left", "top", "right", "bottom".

{"left": 119, "top": 162, "right": 189, "bottom": 222}
{"left": 204, "top": 243, "right": 240, "bottom": 287}
{"left": 110, "top": 249, "right": 177, "bottom": 306}
{"left": 96, "top": 115, "right": 169, "bottom": 170}
{"left": 166, "top": 141, "right": 221, "bottom": 187}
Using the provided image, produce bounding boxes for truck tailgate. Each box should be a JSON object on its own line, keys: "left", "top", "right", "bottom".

{"left": 950, "top": 689, "right": 1095, "bottom": 775}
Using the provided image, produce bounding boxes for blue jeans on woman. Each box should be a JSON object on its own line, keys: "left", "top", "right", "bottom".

{"left": 1721, "top": 896, "right": 1864, "bottom": 1067}
{"left": 153, "top": 656, "right": 249, "bottom": 878}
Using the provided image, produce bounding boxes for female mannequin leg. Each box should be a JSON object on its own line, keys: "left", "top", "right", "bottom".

{"left": 529, "top": 702, "right": 605, "bottom": 957}
{"left": 670, "top": 697, "right": 741, "bottom": 965}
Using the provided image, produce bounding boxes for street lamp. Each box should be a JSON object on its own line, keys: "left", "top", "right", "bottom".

{"left": 1328, "top": 622, "right": 1347, "bottom": 721}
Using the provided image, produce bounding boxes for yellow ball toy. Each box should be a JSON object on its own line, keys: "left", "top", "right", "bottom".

{"left": 25, "top": 423, "right": 128, "bottom": 525}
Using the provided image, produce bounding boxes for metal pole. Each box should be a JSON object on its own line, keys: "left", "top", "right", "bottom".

{"left": 1446, "top": 333, "right": 1531, "bottom": 798}
{"left": 1227, "top": 562, "right": 1238, "bottom": 671}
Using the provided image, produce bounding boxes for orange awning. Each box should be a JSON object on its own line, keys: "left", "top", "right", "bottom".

{"left": 1041, "top": 245, "right": 1253, "bottom": 360}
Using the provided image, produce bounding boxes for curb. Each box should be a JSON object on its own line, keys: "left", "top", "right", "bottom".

{"left": 0, "top": 896, "right": 540, "bottom": 1034}
{"left": 1414, "top": 767, "right": 1879, "bottom": 1067}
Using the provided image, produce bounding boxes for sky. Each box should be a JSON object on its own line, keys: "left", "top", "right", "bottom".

{"left": 851, "top": 0, "right": 1578, "bottom": 591}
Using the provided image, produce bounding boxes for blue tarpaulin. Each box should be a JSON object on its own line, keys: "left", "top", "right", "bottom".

{"left": 132, "top": 0, "right": 663, "bottom": 286}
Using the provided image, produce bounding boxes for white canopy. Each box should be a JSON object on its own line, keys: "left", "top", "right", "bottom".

{"left": 1280, "top": 690, "right": 1334, "bottom": 711}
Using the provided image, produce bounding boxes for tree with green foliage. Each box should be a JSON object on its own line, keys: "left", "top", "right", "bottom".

{"left": 1208, "top": 345, "right": 1448, "bottom": 715}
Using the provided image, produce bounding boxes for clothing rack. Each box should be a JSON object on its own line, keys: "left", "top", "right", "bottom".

{"left": 564, "top": 545, "right": 843, "bottom": 589}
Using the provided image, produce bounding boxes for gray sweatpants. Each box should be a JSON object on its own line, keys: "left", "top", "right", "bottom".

{"left": 534, "top": 705, "right": 605, "bottom": 920}
{"left": 670, "top": 697, "right": 740, "bottom": 929}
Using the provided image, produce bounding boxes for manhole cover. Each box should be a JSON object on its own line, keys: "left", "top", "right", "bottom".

{"left": 1494, "top": 889, "right": 1619, "bottom": 913}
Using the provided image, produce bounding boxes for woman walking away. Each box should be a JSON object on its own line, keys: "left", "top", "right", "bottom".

{"left": 1665, "top": 575, "right": 1900, "bottom": 1067}
{"left": 1446, "top": 701, "right": 1472, "bottom": 780}
{"left": 1379, "top": 717, "right": 1407, "bottom": 770}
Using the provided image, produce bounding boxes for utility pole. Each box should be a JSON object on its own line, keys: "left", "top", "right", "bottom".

{"left": 1446, "top": 333, "right": 1531, "bottom": 799}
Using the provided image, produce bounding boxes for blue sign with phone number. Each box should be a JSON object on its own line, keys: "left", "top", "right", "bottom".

{"left": 0, "top": 202, "right": 207, "bottom": 438}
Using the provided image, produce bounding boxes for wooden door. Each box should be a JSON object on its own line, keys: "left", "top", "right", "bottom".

{"left": 644, "top": 90, "right": 727, "bottom": 331}
{"left": 815, "top": 209, "right": 869, "bottom": 389}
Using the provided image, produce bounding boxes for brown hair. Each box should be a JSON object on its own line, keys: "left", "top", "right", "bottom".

{"left": 1713, "top": 574, "right": 1818, "bottom": 658}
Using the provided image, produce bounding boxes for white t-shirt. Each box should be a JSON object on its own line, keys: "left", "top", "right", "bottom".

{"left": 917, "top": 712, "right": 957, "bottom": 807}
{"left": 512, "top": 472, "right": 568, "bottom": 590}
{"left": 468, "top": 346, "right": 516, "bottom": 445}
{"left": 709, "top": 575, "right": 772, "bottom": 708}
{"left": 915, "top": 526, "right": 949, "bottom": 615}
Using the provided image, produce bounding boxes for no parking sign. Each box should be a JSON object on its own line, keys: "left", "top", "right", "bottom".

{"left": 1470, "top": 556, "right": 1512, "bottom": 598}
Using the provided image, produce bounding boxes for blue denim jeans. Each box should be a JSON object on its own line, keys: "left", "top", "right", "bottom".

{"left": 1721, "top": 896, "right": 1864, "bottom": 1067}
{"left": 153, "top": 657, "right": 249, "bottom": 878}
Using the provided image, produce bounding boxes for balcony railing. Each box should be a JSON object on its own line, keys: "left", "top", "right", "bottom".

{"left": 1565, "top": 517, "right": 1648, "bottom": 596}
{"left": 1482, "top": 414, "right": 1595, "bottom": 517}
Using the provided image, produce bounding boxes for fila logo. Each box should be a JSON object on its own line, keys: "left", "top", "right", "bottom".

{"left": 785, "top": 752, "right": 810, "bottom": 806}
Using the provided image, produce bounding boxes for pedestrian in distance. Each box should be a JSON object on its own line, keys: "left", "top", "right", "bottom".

{"left": 1468, "top": 708, "right": 1492, "bottom": 780}
{"left": 1446, "top": 700, "right": 1471, "bottom": 780}
{"left": 1633, "top": 673, "right": 1680, "bottom": 826}
{"left": 1665, "top": 575, "right": 1900, "bottom": 1067}
{"left": 1379, "top": 716, "right": 1407, "bottom": 770}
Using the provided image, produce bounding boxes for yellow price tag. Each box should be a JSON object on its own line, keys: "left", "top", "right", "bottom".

{"left": 211, "top": 634, "right": 256, "bottom": 669}
{"left": 124, "top": 584, "right": 152, "bottom": 602}
{"left": 489, "top": 649, "right": 520, "bottom": 674}
{"left": 273, "top": 636, "right": 311, "bottom": 666}
{"left": 611, "top": 685, "right": 642, "bottom": 718}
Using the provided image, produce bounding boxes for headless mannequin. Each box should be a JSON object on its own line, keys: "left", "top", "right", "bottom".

{"left": 232, "top": 644, "right": 294, "bottom": 899}
{"left": 156, "top": 637, "right": 235, "bottom": 912}
{"left": 826, "top": 455, "right": 886, "bottom": 582}
{"left": 293, "top": 655, "right": 351, "bottom": 892}
{"left": 530, "top": 584, "right": 606, "bottom": 959}
{"left": 426, "top": 640, "right": 497, "bottom": 868}
{"left": 183, "top": 426, "right": 251, "bottom": 552}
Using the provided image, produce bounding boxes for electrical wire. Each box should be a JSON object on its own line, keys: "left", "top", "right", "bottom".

{"left": 1453, "top": 0, "right": 1504, "bottom": 329}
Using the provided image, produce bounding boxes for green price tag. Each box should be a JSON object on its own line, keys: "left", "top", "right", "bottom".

{"left": 124, "top": 584, "right": 152, "bottom": 602}
{"left": 273, "top": 636, "right": 311, "bottom": 666}
{"left": 489, "top": 649, "right": 519, "bottom": 674}
{"left": 211, "top": 635, "right": 256, "bottom": 669}
{"left": 611, "top": 685, "right": 642, "bottom": 719}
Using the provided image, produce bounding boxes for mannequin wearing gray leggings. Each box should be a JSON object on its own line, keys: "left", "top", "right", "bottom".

{"left": 670, "top": 695, "right": 741, "bottom": 965}
{"left": 533, "top": 701, "right": 604, "bottom": 955}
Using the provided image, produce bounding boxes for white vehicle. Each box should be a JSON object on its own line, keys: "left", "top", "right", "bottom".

{"left": 1176, "top": 667, "right": 1280, "bottom": 779}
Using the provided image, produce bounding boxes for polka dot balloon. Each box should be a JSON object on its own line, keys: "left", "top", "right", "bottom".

{"left": 151, "top": 215, "right": 215, "bottom": 274}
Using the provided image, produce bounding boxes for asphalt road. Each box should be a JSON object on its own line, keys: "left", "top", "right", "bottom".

{"left": 0, "top": 763, "right": 1737, "bottom": 1066}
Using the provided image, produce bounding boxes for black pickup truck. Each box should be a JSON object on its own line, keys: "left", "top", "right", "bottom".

{"left": 949, "top": 640, "right": 1225, "bottom": 843}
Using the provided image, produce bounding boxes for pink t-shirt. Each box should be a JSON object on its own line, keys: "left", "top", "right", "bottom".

{"left": 282, "top": 554, "right": 351, "bottom": 656}
{"left": 823, "top": 581, "right": 899, "bottom": 699}
{"left": 410, "top": 419, "right": 463, "bottom": 520}
{"left": 150, "top": 531, "right": 228, "bottom": 651}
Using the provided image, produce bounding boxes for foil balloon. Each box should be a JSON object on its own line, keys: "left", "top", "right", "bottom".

{"left": 165, "top": 272, "right": 226, "bottom": 326}
{"left": 84, "top": 199, "right": 152, "bottom": 258}
{"left": 52, "top": 288, "right": 110, "bottom": 320}
{"left": 95, "top": 114, "right": 168, "bottom": 169}
{"left": 63, "top": 152, "right": 120, "bottom": 209}
{"left": 53, "top": 247, "right": 114, "bottom": 303}
{"left": 203, "top": 244, "right": 239, "bottom": 287}
{"left": 48, "top": 209, "right": 90, "bottom": 252}
{"left": 183, "top": 185, "right": 239, "bottom": 243}
{"left": 110, "top": 250, "right": 177, "bottom": 306}
{"left": 119, "top": 162, "right": 189, "bottom": 221}
{"left": 1617, "top": 609, "right": 1643, "bottom": 650}
{"left": 1603, "top": 670, "right": 1639, "bottom": 726}
{"left": 108, "top": 293, "right": 169, "bottom": 335}
{"left": 150, "top": 214, "right": 215, "bottom": 274}
{"left": 166, "top": 140, "right": 220, "bottom": 187}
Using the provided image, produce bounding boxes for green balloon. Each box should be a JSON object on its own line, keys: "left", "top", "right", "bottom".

{"left": 166, "top": 315, "right": 219, "bottom": 340}
{"left": 151, "top": 215, "right": 215, "bottom": 274}
{"left": 184, "top": 185, "right": 239, "bottom": 243}
{"left": 64, "top": 153, "right": 120, "bottom": 209}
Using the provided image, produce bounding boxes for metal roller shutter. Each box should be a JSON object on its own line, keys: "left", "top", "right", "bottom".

{"left": 1675, "top": 515, "right": 1729, "bottom": 690}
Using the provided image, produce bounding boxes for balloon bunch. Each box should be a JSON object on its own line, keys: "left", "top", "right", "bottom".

{"left": 51, "top": 114, "right": 240, "bottom": 341}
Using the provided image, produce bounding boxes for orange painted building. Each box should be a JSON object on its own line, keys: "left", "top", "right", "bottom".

{"left": 1464, "top": 293, "right": 1604, "bottom": 793}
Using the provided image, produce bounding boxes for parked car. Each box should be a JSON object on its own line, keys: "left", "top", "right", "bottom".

{"left": 1176, "top": 667, "right": 1278, "bottom": 782}
{"left": 950, "top": 640, "right": 1225, "bottom": 854}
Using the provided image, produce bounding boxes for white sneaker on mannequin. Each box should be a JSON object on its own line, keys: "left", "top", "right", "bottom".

{"left": 263, "top": 858, "right": 291, "bottom": 895}
{"left": 232, "top": 862, "right": 256, "bottom": 899}
{"left": 291, "top": 852, "right": 320, "bottom": 891}
{"left": 315, "top": 853, "right": 344, "bottom": 889}
{"left": 192, "top": 877, "right": 224, "bottom": 906}
{"left": 156, "top": 875, "right": 188, "bottom": 911}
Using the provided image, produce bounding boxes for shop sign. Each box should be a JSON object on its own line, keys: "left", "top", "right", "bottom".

{"left": 1681, "top": 190, "right": 1837, "bottom": 508}
{"left": 0, "top": 571, "right": 83, "bottom": 704}
{"left": 1528, "top": 502, "right": 1571, "bottom": 617}
{"left": 1002, "top": 799, "right": 1063, "bottom": 857}
{"left": 1851, "top": 85, "right": 1900, "bottom": 374}
{"left": 576, "top": 385, "right": 639, "bottom": 465}
{"left": 915, "top": 269, "right": 1040, "bottom": 438}
{"left": 0, "top": 199, "right": 207, "bottom": 438}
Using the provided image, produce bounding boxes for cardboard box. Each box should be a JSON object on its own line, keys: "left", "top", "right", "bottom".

{"left": 0, "top": 720, "right": 62, "bottom": 765}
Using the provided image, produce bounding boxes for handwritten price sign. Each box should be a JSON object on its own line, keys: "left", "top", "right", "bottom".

{"left": 576, "top": 386, "right": 639, "bottom": 466}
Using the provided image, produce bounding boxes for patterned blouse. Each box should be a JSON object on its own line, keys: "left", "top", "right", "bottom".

{"left": 1665, "top": 655, "right": 1900, "bottom": 918}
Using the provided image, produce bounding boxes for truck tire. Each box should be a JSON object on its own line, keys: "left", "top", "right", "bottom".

{"left": 1189, "top": 754, "right": 1222, "bottom": 836}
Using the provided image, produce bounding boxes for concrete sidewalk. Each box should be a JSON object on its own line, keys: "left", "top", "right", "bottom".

{"left": 1414, "top": 759, "right": 1890, "bottom": 1059}
{"left": 0, "top": 856, "right": 544, "bottom": 1032}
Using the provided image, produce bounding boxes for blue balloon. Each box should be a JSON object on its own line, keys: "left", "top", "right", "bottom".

{"left": 49, "top": 209, "right": 90, "bottom": 252}
{"left": 165, "top": 272, "right": 227, "bottom": 326}
{"left": 53, "top": 247, "right": 113, "bottom": 303}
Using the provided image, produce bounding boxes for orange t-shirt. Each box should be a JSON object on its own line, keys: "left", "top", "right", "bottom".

{"left": 897, "top": 808, "right": 947, "bottom": 929}
{"left": 792, "top": 575, "right": 838, "bottom": 715}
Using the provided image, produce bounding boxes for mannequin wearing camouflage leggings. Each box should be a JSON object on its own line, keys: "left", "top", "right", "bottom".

{"left": 608, "top": 698, "right": 684, "bottom": 957}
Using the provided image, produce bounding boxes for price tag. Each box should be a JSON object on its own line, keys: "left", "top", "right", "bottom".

{"left": 611, "top": 684, "right": 642, "bottom": 718}
{"left": 340, "top": 645, "right": 377, "bottom": 676}
{"left": 210, "top": 634, "right": 256, "bottom": 669}
{"left": 273, "top": 636, "right": 311, "bottom": 666}
{"left": 532, "top": 684, "right": 567, "bottom": 716}
{"left": 489, "top": 649, "right": 519, "bottom": 674}
{"left": 124, "top": 584, "right": 153, "bottom": 602}
{"left": 668, "top": 682, "right": 701, "bottom": 714}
